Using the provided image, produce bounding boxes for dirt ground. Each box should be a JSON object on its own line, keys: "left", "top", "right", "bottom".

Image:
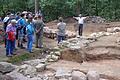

{"left": 46, "top": 21, "right": 120, "bottom": 35}
{"left": 1, "top": 20, "right": 120, "bottom": 79}
{"left": 46, "top": 21, "right": 120, "bottom": 80}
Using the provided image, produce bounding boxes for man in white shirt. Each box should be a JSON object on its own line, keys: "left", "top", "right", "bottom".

{"left": 73, "top": 14, "right": 87, "bottom": 37}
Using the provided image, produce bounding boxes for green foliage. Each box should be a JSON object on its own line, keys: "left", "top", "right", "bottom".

{"left": 7, "top": 53, "right": 31, "bottom": 64}
{"left": 7, "top": 49, "right": 47, "bottom": 64}
{"left": 0, "top": 0, "right": 120, "bottom": 21}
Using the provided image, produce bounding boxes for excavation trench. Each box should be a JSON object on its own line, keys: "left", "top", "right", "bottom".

{"left": 61, "top": 46, "right": 120, "bottom": 62}
{"left": 60, "top": 46, "right": 120, "bottom": 80}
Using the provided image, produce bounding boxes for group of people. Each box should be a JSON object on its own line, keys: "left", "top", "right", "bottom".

{"left": 3, "top": 12, "right": 44, "bottom": 57}
{"left": 2, "top": 11, "right": 86, "bottom": 57}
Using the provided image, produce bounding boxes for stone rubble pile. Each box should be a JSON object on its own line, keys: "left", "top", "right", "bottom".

{"left": 87, "top": 16, "right": 106, "bottom": 23}
{"left": 43, "top": 27, "right": 76, "bottom": 39}
{"left": 59, "top": 27, "right": 120, "bottom": 50}
{"left": 59, "top": 37, "right": 96, "bottom": 50}
{"left": 45, "top": 51, "right": 61, "bottom": 62}
{"left": 107, "top": 27, "right": 120, "bottom": 33}
{"left": 0, "top": 61, "right": 109, "bottom": 80}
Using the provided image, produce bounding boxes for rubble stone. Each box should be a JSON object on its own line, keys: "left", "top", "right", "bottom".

{"left": 51, "top": 55, "right": 59, "bottom": 61}
{"left": 0, "top": 62, "right": 15, "bottom": 74}
{"left": 6, "top": 70, "right": 30, "bottom": 80}
{"left": 87, "top": 70, "right": 100, "bottom": 80}
{"left": 55, "top": 68, "right": 72, "bottom": 79}
{"left": 72, "top": 71, "right": 87, "bottom": 80}
{"left": 54, "top": 51, "right": 61, "bottom": 56}
{"left": 18, "top": 64, "right": 36, "bottom": 77}
{"left": 23, "top": 59, "right": 44, "bottom": 66}
{"left": 35, "top": 63, "right": 46, "bottom": 72}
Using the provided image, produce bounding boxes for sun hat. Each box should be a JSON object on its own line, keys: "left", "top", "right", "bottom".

{"left": 11, "top": 19, "right": 17, "bottom": 23}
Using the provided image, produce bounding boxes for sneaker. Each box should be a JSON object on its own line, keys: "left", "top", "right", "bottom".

{"left": 12, "top": 53, "right": 17, "bottom": 55}
{"left": 29, "top": 51, "right": 34, "bottom": 53}
{"left": 20, "top": 46, "right": 26, "bottom": 49}
{"left": 6, "top": 55, "right": 13, "bottom": 57}
{"left": 39, "top": 46, "right": 44, "bottom": 48}
{"left": 35, "top": 46, "right": 39, "bottom": 48}
{"left": 77, "top": 35, "right": 80, "bottom": 38}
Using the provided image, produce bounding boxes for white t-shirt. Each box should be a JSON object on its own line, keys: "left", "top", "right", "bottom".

{"left": 74, "top": 17, "right": 86, "bottom": 24}
{"left": 3, "top": 17, "right": 9, "bottom": 23}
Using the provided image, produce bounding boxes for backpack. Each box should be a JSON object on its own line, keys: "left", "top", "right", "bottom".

{"left": 8, "top": 31, "right": 15, "bottom": 41}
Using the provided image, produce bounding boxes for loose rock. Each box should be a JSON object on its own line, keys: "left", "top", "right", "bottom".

{"left": 55, "top": 68, "right": 71, "bottom": 79}
{"left": 0, "top": 62, "right": 15, "bottom": 74}
{"left": 23, "top": 59, "right": 41, "bottom": 66}
{"left": 18, "top": 64, "right": 36, "bottom": 77}
{"left": 36, "top": 63, "right": 46, "bottom": 72}
{"left": 87, "top": 70, "right": 100, "bottom": 80}
{"left": 72, "top": 71, "right": 87, "bottom": 80}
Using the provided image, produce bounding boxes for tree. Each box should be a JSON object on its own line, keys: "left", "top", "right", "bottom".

{"left": 35, "top": 0, "right": 39, "bottom": 13}
{"left": 0, "top": 0, "right": 120, "bottom": 21}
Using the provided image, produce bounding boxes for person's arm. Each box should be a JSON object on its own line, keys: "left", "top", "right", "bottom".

{"left": 36, "top": 23, "right": 42, "bottom": 33}
{"left": 6, "top": 26, "right": 10, "bottom": 33}
{"left": 82, "top": 17, "right": 87, "bottom": 20}
{"left": 73, "top": 17, "right": 79, "bottom": 20}
{"left": 57, "top": 23, "right": 60, "bottom": 29}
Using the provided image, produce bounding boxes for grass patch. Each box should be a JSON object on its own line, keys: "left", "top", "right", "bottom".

{"left": 7, "top": 48, "right": 60, "bottom": 64}
{"left": 7, "top": 48, "right": 50, "bottom": 64}
{"left": 7, "top": 53, "right": 31, "bottom": 64}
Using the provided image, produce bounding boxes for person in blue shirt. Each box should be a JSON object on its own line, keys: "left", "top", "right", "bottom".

{"left": 17, "top": 14, "right": 26, "bottom": 49}
{"left": 15, "top": 12, "right": 20, "bottom": 21}
{"left": 26, "top": 17, "right": 34, "bottom": 53}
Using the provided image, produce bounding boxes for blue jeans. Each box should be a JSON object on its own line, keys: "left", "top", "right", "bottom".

{"left": 58, "top": 35, "right": 65, "bottom": 44}
{"left": 6, "top": 40, "right": 15, "bottom": 56}
{"left": 27, "top": 34, "right": 33, "bottom": 52}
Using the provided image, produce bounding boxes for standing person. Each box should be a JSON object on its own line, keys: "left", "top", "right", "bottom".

{"left": 3, "top": 12, "right": 11, "bottom": 48}
{"left": 73, "top": 14, "right": 87, "bottom": 37}
{"left": 57, "top": 17, "right": 66, "bottom": 44}
{"left": 26, "top": 17, "right": 34, "bottom": 53}
{"left": 17, "top": 14, "right": 26, "bottom": 49}
{"left": 6, "top": 20, "right": 17, "bottom": 57}
{"left": 34, "top": 15, "right": 44, "bottom": 48}
{"left": 15, "top": 12, "right": 21, "bottom": 47}
{"left": 15, "top": 12, "right": 20, "bottom": 21}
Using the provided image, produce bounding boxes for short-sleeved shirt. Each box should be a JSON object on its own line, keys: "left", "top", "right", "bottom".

{"left": 17, "top": 18, "right": 27, "bottom": 37}
{"left": 18, "top": 18, "right": 26, "bottom": 27}
{"left": 74, "top": 17, "right": 86, "bottom": 24}
{"left": 26, "top": 23, "right": 34, "bottom": 35}
{"left": 6, "top": 24, "right": 16, "bottom": 40}
{"left": 34, "top": 20, "right": 44, "bottom": 35}
{"left": 57, "top": 22, "right": 66, "bottom": 36}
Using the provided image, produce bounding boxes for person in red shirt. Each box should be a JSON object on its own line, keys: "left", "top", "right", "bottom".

{"left": 6, "top": 19, "right": 17, "bottom": 57}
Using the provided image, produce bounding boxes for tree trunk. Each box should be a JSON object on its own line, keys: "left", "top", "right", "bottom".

{"left": 35, "top": 0, "right": 39, "bottom": 13}
{"left": 76, "top": 0, "right": 80, "bottom": 15}
{"left": 95, "top": 0, "right": 98, "bottom": 16}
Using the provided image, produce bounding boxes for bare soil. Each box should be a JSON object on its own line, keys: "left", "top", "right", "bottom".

{"left": 1, "top": 20, "right": 120, "bottom": 79}
{"left": 46, "top": 21, "right": 120, "bottom": 80}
